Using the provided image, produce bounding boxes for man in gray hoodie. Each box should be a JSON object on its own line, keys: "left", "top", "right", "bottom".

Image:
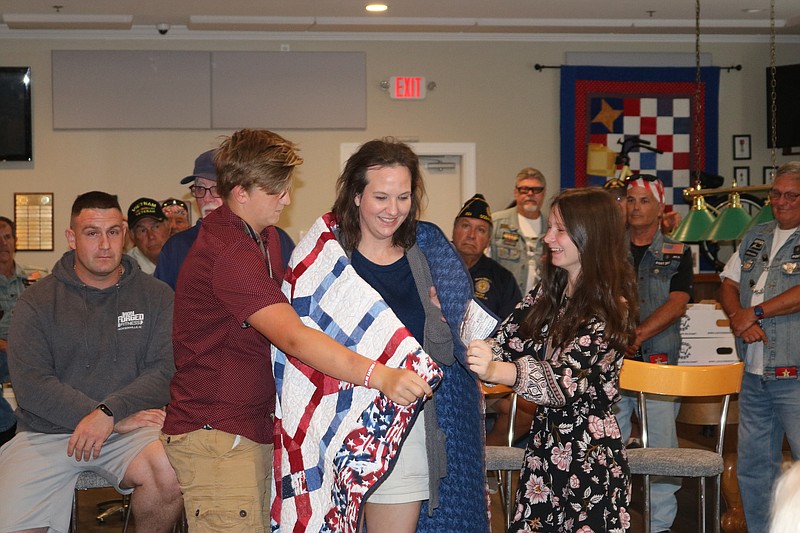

{"left": 0, "top": 191, "right": 182, "bottom": 533}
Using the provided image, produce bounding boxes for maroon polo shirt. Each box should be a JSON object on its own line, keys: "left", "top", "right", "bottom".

{"left": 163, "top": 203, "right": 287, "bottom": 444}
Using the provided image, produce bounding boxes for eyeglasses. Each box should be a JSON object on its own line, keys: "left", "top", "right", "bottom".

{"left": 768, "top": 189, "right": 800, "bottom": 202}
{"left": 516, "top": 186, "right": 545, "bottom": 195}
{"left": 189, "top": 184, "right": 220, "bottom": 199}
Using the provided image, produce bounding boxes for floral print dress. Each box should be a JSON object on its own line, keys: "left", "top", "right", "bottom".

{"left": 490, "top": 289, "right": 631, "bottom": 532}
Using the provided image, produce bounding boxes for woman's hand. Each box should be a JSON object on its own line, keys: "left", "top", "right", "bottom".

{"left": 467, "top": 339, "right": 517, "bottom": 386}
{"left": 467, "top": 339, "right": 496, "bottom": 381}
{"left": 370, "top": 365, "right": 434, "bottom": 407}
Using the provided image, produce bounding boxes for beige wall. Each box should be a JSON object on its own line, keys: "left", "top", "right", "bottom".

{"left": 1, "top": 35, "right": 799, "bottom": 268}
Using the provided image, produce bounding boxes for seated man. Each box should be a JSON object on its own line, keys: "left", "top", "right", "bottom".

{"left": 0, "top": 191, "right": 182, "bottom": 533}
{"left": 0, "top": 215, "right": 47, "bottom": 446}
{"left": 126, "top": 197, "right": 170, "bottom": 275}
{"left": 161, "top": 198, "right": 191, "bottom": 236}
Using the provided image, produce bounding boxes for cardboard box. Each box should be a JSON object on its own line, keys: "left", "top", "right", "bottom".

{"left": 679, "top": 336, "right": 739, "bottom": 366}
{"left": 681, "top": 303, "right": 732, "bottom": 337}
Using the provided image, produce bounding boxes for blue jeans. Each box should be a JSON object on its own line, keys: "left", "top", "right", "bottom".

{"left": 737, "top": 372, "right": 800, "bottom": 533}
{"left": 614, "top": 391, "right": 681, "bottom": 532}
{"left": 0, "top": 350, "right": 14, "bottom": 432}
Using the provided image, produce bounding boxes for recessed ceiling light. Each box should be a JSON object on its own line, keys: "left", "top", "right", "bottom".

{"left": 365, "top": 4, "right": 388, "bottom": 13}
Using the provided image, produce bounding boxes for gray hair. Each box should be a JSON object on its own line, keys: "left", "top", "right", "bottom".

{"left": 775, "top": 161, "right": 800, "bottom": 181}
{"left": 515, "top": 167, "right": 545, "bottom": 186}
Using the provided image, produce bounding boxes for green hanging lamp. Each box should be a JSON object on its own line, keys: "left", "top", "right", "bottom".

{"left": 671, "top": 191, "right": 715, "bottom": 242}
{"left": 703, "top": 183, "right": 753, "bottom": 241}
{"left": 738, "top": 198, "right": 774, "bottom": 239}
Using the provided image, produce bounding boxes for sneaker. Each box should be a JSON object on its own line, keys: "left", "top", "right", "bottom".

{"left": 626, "top": 437, "right": 642, "bottom": 449}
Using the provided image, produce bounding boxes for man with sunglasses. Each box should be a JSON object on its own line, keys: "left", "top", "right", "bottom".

{"left": 720, "top": 161, "right": 800, "bottom": 533}
{"left": 490, "top": 167, "right": 547, "bottom": 295}
{"left": 154, "top": 149, "right": 294, "bottom": 290}
{"left": 616, "top": 174, "right": 693, "bottom": 533}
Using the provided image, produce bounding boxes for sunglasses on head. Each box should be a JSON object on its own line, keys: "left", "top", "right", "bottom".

{"left": 625, "top": 174, "right": 659, "bottom": 184}
{"left": 162, "top": 199, "right": 188, "bottom": 211}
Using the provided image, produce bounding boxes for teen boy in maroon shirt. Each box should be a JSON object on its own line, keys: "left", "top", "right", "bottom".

{"left": 161, "top": 129, "right": 432, "bottom": 531}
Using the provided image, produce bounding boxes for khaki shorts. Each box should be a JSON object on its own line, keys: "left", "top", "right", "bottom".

{"left": 368, "top": 410, "right": 430, "bottom": 504}
{"left": 0, "top": 427, "right": 159, "bottom": 533}
{"left": 161, "top": 429, "right": 273, "bottom": 533}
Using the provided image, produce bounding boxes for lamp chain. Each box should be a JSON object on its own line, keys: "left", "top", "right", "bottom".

{"left": 769, "top": 0, "right": 777, "bottom": 172}
{"left": 693, "top": 0, "right": 703, "bottom": 189}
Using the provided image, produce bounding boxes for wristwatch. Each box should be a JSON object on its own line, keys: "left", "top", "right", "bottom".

{"left": 753, "top": 305, "right": 765, "bottom": 319}
{"left": 96, "top": 403, "right": 114, "bottom": 418}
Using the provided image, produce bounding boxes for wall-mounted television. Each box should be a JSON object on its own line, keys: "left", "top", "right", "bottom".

{"left": 766, "top": 63, "right": 800, "bottom": 150}
{"left": 0, "top": 67, "right": 32, "bottom": 162}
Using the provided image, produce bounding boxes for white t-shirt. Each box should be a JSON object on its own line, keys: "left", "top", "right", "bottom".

{"left": 517, "top": 213, "right": 543, "bottom": 293}
{"left": 721, "top": 225, "right": 797, "bottom": 374}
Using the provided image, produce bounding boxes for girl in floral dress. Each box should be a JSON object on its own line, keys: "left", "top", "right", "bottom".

{"left": 468, "top": 187, "right": 638, "bottom": 532}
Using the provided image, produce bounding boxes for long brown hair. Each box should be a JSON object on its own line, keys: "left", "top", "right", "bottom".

{"left": 521, "top": 187, "right": 638, "bottom": 353}
{"left": 332, "top": 138, "right": 426, "bottom": 252}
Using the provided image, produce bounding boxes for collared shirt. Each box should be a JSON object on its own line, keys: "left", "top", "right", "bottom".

{"left": 0, "top": 263, "right": 47, "bottom": 340}
{"left": 126, "top": 246, "right": 156, "bottom": 275}
{"left": 163, "top": 204, "right": 286, "bottom": 444}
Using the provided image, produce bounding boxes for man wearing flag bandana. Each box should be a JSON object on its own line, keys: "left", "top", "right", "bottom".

{"left": 720, "top": 161, "right": 800, "bottom": 533}
{"left": 614, "top": 175, "right": 694, "bottom": 533}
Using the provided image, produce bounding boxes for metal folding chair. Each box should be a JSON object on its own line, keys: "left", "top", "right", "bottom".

{"left": 620, "top": 360, "right": 744, "bottom": 533}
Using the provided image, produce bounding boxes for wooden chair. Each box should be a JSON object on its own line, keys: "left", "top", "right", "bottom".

{"left": 619, "top": 360, "right": 744, "bottom": 533}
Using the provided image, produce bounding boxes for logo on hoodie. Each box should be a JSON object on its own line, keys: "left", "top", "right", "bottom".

{"left": 118, "top": 310, "right": 144, "bottom": 331}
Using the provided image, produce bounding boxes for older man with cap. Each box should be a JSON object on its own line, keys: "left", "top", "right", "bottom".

{"left": 127, "top": 198, "right": 170, "bottom": 275}
{"left": 719, "top": 161, "right": 800, "bottom": 532}
{"left": 614, "top": 174, "right": 693, "bottom": 533}
{"left": 490, "top": 167, "right": 547, "bottom": 296}
{"left": 452, "top": 195, "right": 530, "bottom": 448}
{"left": 154, "top": 149, "right": 294, "bottom": 290}
{"left": 161, "top": 198, "right": 191, "bottom": 237}
{"left": 453, "top": 194, "right": 521, "bottom": 319}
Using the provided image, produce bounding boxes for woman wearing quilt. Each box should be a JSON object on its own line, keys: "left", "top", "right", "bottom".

{"left": 329, "top": 139, "right": 488, "bottom": 533}
{"left": 468, "top": 187, "right": 638, "bottom": 532}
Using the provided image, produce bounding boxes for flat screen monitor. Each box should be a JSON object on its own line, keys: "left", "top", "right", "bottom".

{"left": 0, "top": 67, "right": 32, "bottom": 162}
{"left": 766, "top": 63, "right": 800, "bottom": 149}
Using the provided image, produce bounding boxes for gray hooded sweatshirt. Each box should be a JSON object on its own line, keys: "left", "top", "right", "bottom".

{"left": 8, "top": 251, "right": 175, "bottom": 434}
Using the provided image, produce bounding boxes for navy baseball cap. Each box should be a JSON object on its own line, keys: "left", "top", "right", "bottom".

{"left": 180, "top": 149, "right": 217, "bottom": 184}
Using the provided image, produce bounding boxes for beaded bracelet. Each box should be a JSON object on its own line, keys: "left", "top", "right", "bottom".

{"left": 364, "top": 360, "right": 378, "bottom": 388}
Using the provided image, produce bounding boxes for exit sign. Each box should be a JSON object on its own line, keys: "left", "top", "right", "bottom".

{"left": 389, "top": 76, "right": 427, "bottom": 100}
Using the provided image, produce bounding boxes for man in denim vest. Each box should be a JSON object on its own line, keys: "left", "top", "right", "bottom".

{"left": 720, "top": 161, "right": 800, "bottom": 533}
{"left": 490, "top": 168, "right": 547, "bottom": 295}
{"left": 614, "top": 176, "right": 693, "bottom": 533}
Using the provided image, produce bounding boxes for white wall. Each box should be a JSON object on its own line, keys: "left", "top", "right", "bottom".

{"left": 1, "top": 34, "right": 799, "bottom": 268}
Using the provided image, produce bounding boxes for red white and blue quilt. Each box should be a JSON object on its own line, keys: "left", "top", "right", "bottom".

{"left": 270, "top": 213, "right": 443, "bottom": 533}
